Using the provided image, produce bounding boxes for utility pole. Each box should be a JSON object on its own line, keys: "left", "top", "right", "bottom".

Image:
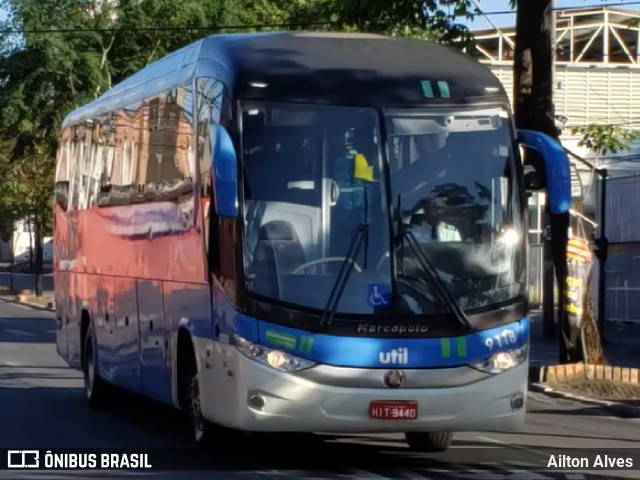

{"left": 514, "top": 0, "right": 571, "bottom": 362}
{"left": 595, "top": 168, "right": 608, "bottom": 343}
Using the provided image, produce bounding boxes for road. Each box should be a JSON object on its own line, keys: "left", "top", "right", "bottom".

{"left": 0, "top": 299, "right": 639, "bottom": 480}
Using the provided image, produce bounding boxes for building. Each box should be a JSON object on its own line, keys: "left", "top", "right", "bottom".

{"left": 471, "top": 6, "right": 640, "bottom": 320}
{"left": 472, "top": 6, "right": 640, "bottom": 200}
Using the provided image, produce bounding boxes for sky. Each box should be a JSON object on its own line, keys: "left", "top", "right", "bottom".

{"left": 464, "top": 0, "right": 640, "bottom": 30}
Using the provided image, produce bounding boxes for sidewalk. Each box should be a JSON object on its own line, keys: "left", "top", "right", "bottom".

{"left": 529, "top": 309, "right": 640, "bottom": 417}
{"left": 528, "top": 309, "right": 640, "bottom": 369}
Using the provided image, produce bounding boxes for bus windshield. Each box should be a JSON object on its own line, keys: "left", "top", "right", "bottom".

{"left": 385, "top": 107, "right": 526, "bottom": 314}
{"left": 240, "top": 102, "right": 525, "bottom": 317}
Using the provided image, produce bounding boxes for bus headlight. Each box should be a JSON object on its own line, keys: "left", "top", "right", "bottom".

{"left": 233, "top": 334, "right": 316, "bottom": 372}
{"left": 469, "top": 346, "right": 528, "bottom": 374}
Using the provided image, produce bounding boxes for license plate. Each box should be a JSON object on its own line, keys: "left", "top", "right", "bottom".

{"left": 369, "top": 400, "right": 418, "bottom": 420}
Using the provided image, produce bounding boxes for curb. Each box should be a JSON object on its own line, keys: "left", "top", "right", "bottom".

{"left": 15, "top": 294, "right": 55, "bottom": 310}
{"left": 0, "top": 295, "right": 56, "bottom": 313}
{"left": 530, "top": 363, "right": 640, "bottom": 385}
{"left": 529, "top": 382, "right": 640, "bottom": 418}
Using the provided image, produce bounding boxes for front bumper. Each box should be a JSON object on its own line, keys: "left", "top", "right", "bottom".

{"left": 199, "top": 344, "right": 528, "bottom": 433}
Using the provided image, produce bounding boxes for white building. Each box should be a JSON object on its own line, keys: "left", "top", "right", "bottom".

{"left": 0, "top": 219, "right": 52, "bottom": 264}
{"left": 473, "top": 7, "right": 640, "bottom": 164}
{"left": 471, "top": 6, "right": 640, "bottom": 320}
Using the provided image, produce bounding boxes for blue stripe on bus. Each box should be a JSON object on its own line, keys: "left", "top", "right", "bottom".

{"left": 246, "top": 317, "right": 529, "bottom": 369}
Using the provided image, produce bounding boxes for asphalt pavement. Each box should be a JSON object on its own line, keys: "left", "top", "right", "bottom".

{"left": 0, "top": 299, "right": 639, "bottom": 480}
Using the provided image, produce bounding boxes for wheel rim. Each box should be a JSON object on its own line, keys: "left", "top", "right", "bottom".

{"left": 190, "top": 376, "right": 205, "bottom": 441}
{"left": 85, "top": 348, "right": 94, "bottom": 399}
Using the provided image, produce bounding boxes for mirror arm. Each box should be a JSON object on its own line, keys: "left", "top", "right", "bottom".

{"left": 517, "top": 129, "right": 571, "bottom": 215}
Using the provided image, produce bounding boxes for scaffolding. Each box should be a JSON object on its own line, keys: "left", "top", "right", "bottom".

{"left": 471, "top": 6, "right": 640, "bottom": 178}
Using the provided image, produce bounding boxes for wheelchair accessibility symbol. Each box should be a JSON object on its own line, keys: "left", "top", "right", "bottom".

{"left": 368, "top": 283, "right": 391, "bottom": 307}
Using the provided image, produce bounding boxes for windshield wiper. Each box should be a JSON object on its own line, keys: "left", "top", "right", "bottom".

{"left": 320, "top": 223, "right": 368, "bottom": 327}
{"left": 402, "top": 229, "right": 471, "bottom": 330}
{"left": 321, "top": 187, "right": 370, "bottom": 327}
{"left": 395, "top": 195, "right": 471, "bottom": 330}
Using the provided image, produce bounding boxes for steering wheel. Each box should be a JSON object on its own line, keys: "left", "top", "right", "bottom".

{"left": 291, "top": 257, "right": 363, "bottom": 274}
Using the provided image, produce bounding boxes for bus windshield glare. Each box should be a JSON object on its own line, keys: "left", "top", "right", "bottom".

{"left": 241, "top": 102, "right": 525, "bottom": 319}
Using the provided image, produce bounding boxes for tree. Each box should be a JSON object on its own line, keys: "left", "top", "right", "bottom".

{"left": 331, "top": 0, "right": 477, "bottom": 46}
{"left": 229, "top": 0, "right": 326, "bottom": 28}
{"left": 109, "top": 0, "right": 237, "bottom": 82}
{"left": 571, "top": 124, "right": 640, "bottom": 158}
{"left": 0, "top": 0, "right": 110, "bottom": 296}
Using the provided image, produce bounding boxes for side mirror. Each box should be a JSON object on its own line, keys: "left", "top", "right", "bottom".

{"left": 517, "top": 129, "right": 571, "bottom": 214}
{"left": 211, "top": 125, "right": 238, "bottom": 218}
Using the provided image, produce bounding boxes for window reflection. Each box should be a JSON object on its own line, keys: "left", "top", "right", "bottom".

{"left": 56, "top": 83, "right": 198, "bottom": 212}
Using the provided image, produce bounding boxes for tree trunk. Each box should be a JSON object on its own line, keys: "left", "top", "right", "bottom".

{"left": 514, "top": 1, "right": 572, "bottom": 363}
{"left": 513, "top": 0, "right": 557, "bottom": 137}
{"left": 27, "top": 217, "right": 33, "bottom": 271}
{"left": 581, "top": 269, "right": 607, "bottom": 364}
{"left": 9, "top": 216, "right": 14, "bottom": 293}
{"left": 33, "top": 213, "right": 43, "bottom": 298}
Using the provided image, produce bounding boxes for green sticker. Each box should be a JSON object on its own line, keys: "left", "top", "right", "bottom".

{"left": 298, "top": 336, "right": 314, "bottom": 354}
{"left": 421, "top": 80, "right": 434, "bottom": 98}
{"left": 440, "top": 337, "right": 467, "bottom": 358}
{"left": 456, "top": 336, "right": 467, "bottom": 357}
{"left": 265, "top": 330, "right": 315, "bottom": 354}
{"left": 437, "top": 80, "right": 451, "bottom": 98}
{"left": 440, "top": 338, "right": 451, "bottom": 358}
{"left": 265, "top": 330, "right": 296, "bottom": 350}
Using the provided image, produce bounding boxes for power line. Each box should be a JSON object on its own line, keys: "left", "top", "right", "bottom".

{"left": 0, "top": 20, "right": 334, "bottom": 35}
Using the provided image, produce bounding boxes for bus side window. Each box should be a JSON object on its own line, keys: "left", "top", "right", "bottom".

{"left": 55, "top": 129, "right": 72, "bottom": 211}
{"left": 67, "top": 122, "right": 93, "bottom": 211}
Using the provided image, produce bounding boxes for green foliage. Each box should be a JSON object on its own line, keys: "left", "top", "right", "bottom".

{"left": 334, "top": 0, "right": 477, "bottom": 47}
{"left": 570, "top": 124, "right": 640, "bottom": 156}
{"left": 229, "top": 0, "right": 326, "bottom": 27}
{"left": 110, "top": 0, "right": 237, "bottom": 81}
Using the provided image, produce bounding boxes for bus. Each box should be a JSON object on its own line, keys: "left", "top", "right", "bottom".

{"left": 53, "top": 32, "right": 571, "bottom": 452}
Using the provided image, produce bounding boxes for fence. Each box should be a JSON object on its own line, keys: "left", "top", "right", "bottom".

{"left": 605, "top": 175, "right": 640, "bottom": 323}
{"left": 528, "top": 244, "right": 544, "bottom": 306}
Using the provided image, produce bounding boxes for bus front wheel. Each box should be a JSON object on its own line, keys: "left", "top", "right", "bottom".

{"left": 405, "top": 431, "right": 453, "bottom": 452}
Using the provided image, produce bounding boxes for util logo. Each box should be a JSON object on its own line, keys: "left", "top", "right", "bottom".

{"left": 379, "top": 348, "right": 409, "bottom": 365}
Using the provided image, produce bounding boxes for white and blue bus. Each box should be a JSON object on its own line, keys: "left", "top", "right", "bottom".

{"left": 54, "top": 32, "right": 571, "bottom": 452}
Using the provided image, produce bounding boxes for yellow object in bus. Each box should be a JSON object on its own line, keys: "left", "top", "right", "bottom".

{"left": 353, "top": 153, "right": 374, "bottom": 182}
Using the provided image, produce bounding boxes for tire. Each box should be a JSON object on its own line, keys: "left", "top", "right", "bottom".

{"left": 83, "top": 329, "right": 110, "bottom": 410}
{"left": 185, "top": 352, "right": 216, "bottom": 448}
{"left": 405, "top": 431, "right": 453, "bottom": 452}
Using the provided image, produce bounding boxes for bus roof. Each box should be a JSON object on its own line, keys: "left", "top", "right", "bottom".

{"left": 62, "top": 32, "right": 506, "bottom": 128}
